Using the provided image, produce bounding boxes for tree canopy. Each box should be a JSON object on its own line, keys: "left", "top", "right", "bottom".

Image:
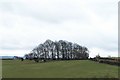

{"left": 25, "top": 39, "right": 89, "bottom": 61}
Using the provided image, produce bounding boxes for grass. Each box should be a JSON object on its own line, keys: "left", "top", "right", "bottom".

{"left": 0, "top": 60, "right": 2, "bottom": 78}
{"left": 2, "top": 60, "right": 119, "bottom": 78}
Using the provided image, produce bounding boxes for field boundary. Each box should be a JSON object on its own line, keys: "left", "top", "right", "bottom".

{"left": 1, "top": 78, "right": 120, "bottom": 80}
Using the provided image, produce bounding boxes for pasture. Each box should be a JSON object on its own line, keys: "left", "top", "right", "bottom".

{"left": 2, "top": 60, "right": 119, "bottom": 78}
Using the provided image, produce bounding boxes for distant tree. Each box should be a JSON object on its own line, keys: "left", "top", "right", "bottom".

{"left": 108, "top": 55, "right": 111, "bottom": 58}
{"left": 95, "top": 54, "right": 100, "bottom": 59}
{"left": 27, "top": 39, "right": 89, "bottom": 61}
{"left": 54, "top": 41, "right": 60, "bottom": 60}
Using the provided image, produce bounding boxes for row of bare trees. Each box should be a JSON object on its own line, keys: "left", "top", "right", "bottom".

{"left": 24, "top": 39, "right": 89, "bottom": 60}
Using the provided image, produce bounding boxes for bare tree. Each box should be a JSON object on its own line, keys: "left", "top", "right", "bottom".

{"left": 26, "top": 39, "right": 89, "bottom": 61}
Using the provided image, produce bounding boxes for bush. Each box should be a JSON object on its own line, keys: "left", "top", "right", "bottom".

{"left": 89, "top": 57, "right": 120, "bottom": 66}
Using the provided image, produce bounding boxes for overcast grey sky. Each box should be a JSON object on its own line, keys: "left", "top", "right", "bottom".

{"left": 0, "top": 0, "right": 118, "bottom": 57}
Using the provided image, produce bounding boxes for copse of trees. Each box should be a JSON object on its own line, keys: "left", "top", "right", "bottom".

{"left": 24, "top": 39, "right": 89, "bottom": 62}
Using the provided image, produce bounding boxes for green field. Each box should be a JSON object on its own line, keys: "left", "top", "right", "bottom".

{"left": 2, "top": 60, "right": 119, "bottom": 78}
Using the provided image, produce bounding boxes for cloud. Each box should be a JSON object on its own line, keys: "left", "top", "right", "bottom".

{"left": 0, "top": 50, "right": 30, "bottom": 57}
{"left": 0, "top": 0, "right": 118, "bottom": 57}
{"left": 89, "top": 48, "right": 118, "bottom": 58}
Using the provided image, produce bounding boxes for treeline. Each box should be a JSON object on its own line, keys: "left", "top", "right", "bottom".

{"left": 89, "top": 56, "right": 120, "bottom": 66}
{"left": 25, "top": 39, "right": 89, "bottom": 61}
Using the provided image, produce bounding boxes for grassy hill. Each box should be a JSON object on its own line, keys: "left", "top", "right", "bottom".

{"left": 2, "top": 60, "right": 119, "bottom": 78}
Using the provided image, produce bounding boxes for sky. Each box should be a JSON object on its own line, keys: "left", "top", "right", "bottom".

{"left": 0, "top": 0, "right": 118, "bottom": 57}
